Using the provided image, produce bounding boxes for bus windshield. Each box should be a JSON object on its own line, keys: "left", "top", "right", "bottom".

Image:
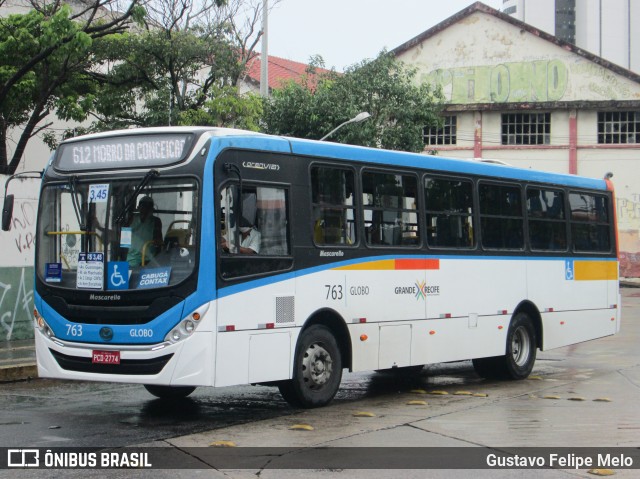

{"left": 36, "top": 176, "right": 198, "bottom": 291}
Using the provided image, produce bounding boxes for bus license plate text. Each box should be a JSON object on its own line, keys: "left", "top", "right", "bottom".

{"left": 92, "top": 350, "right": 120, "bottom": 365}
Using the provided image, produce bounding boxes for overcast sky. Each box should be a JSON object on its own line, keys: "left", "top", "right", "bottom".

{"left": 267, "top": 0, "right": 504, "bottom": 71}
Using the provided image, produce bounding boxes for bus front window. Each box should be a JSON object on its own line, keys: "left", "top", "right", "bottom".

{"left": 37, "top": 178, "right": 199, "bottom": 291}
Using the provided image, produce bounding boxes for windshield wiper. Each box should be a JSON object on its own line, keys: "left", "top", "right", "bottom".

{"left": 114, "top": 169, "right": 159, "bottom": 224}
{"left": 68, "top": 176, "right": 86, "bottom": 231}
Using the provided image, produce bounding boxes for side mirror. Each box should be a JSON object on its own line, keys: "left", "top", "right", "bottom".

{"left": 2, "top": 194, "right": 14, "bottom": 231}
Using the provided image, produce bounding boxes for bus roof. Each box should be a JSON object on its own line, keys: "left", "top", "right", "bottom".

{"left": 213, "top": 131, "right": 608, "bottom": 191}
{"left": 59, "top": 127, "right": 608, "bottom": 191}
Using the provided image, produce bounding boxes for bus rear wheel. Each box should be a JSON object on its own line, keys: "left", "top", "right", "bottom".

{"left": 473, "top": 312, "right": 537, "bottom": 380}
{"left": 144, "top": 384, "right": 196, "bottom": 399}
{"left": 278, "top": 325, "right": 342, "bottom": 408}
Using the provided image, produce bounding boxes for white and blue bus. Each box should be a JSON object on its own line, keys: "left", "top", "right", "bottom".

{"left": 3, "top": 127, "right": 620, "bottom": 407}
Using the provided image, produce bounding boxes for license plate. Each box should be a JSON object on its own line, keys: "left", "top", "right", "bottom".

{"left": 92, "top": 350, "right": 120, "bottom": 365}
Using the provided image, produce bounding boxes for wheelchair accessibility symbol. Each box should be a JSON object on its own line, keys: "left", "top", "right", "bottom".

{"left": 565, "top": 260, "right": 574, "bottom": 281}
{"left": 108, "top": 262, "right": 130, "bottom": 290}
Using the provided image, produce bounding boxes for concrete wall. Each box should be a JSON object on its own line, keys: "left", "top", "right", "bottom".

{"left": 0, "top": 176, "right": 40, "bottom": 340}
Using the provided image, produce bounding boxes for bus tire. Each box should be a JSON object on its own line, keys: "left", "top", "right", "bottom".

{"left": 278, "top": 325, "right": 342, "bottom": 408}
{"left": 502, "top": 312, "right": 537, "bottom": 379}
{"left": 473, "top": 313, "right": 537, "bottom": 380}
{"left": 144, "top": 384, "right": 196, "bottom": 399}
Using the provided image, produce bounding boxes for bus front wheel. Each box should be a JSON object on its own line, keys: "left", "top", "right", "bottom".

{"left": 278, "top": 325, "right": 343, "bottom": 408}
{"left": 473, "top": 312, "right": 537, "bottom": 380}
{"left": 144, "top": 384, "right": 196, "bottom": 399}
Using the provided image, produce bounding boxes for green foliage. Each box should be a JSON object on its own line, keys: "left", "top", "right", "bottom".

{"left": 263, "top": 51, "right": 444, "bottom": 153}
{"left": 90, "top": 22, "right": 247, "bottom": 129}
{"left": 178, "top": 85, "right": 263, "bottom": 131}
{"left": 0, "top": 0, "right": 143, "bottom": 174}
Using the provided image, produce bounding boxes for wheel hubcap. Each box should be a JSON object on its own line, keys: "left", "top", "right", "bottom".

{"left": 302, "top": 342, "right": 333, "bottom": 389}
{"left": 511, "top": 326, "right": 531, "bottom": 366}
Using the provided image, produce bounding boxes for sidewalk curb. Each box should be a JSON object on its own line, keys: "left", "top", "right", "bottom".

{"left": 0, "top": 363, "right": 38, "bottom": 382}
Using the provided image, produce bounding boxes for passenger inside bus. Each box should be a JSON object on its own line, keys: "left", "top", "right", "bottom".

{"left": 126, "top": 196, "right": 163, "bottom": 266}
{"left": 221, "top": 219, "right": 261, "bottom": 254}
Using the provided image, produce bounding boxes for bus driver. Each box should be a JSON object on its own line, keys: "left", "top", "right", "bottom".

{"left": 127, "top": 196, "right": 163, "bottom": 266}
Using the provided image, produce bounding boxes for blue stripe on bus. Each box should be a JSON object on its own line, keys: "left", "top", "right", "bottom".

{"left": 216, "top": 255, "right": 618, "bottom": 299}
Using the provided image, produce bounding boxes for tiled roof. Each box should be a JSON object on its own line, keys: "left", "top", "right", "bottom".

{"left": 244, "top": 54, "right": 333, "bottom": 91}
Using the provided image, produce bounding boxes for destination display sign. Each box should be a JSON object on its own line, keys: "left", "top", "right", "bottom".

{"left": 54, "top": 133, "right": 194, "bottom": 171}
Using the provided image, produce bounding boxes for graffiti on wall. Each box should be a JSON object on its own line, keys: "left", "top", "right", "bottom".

{"left": 617, "top": 194, "right": 640, "bottom": 277}
{"left": 616, "top": 195, "right": 640, "bottom": 224}
{"left": 1, "top": 195, "right": 38, "bottom": 341}
{"left": 423, "top": 60, "right": 569, "bottom": 104}
{"left": 422, "top": 58, "right": 640, "bottom": 104}
{"left": 0, "top": 267, "right": 33, "bottom": 340}
{"left": 11, "top": 200, "right": 36, "bottom": 255}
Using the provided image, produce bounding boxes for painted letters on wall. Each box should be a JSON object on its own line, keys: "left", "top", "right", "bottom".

{"left": 0, "top": 177, "right": 40, "bottom": 341}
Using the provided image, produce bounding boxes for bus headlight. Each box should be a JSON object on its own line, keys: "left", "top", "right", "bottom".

{"left": 184, "top": 320, "right": 195, "bottom": 334}
{"left": 34, "top": 308, "right": 55, "bottom": 339}
{"left": 164, "top": 303, "right": 209, "bottom": 344}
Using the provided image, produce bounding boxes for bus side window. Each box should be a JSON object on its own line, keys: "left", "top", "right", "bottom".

{"left": 569, "top": 192, "right": 611, "bottom": 252}
{"left": 479, "top": 182, "right": 524, "bottom": 250}
{"left": 527, "top": 188, "right": 566, "bottom": 251}
{"left": 424, "top": 176, "right": 474, "bottom": 248}
{"left": 219, "top": 184, "right": 290, "bottom": 256}
{"left": 311, "top": 166, "right": 356, "bottom": 246}
{"left": 362, "top": 170, "right": 419, "bottom": 247}
{"left": 256, "top": 186, "right": 289, "bottom": 255}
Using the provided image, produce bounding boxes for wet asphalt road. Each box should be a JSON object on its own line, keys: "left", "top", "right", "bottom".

{"left": 0, "top": 360, "right": 482, "bottom": 448}
{"left": 0, "top": 288, "right": 638, "bottom": 453}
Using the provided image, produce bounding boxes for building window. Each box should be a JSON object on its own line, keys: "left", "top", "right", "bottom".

{"left": 423, "top": 116, "right": 457, "bottom": 146}
{"left": 555, "top": 0, "right": 576, "bottom": 44}
{"left": 501, "top": 113, "right": 550, "bottom": 145}
{"left": 598, "top": 112, "right": 640, "bottom": 144}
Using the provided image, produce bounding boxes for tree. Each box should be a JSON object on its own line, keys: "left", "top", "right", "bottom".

{"left": 262, "top": 52, "right": 445, "bottom": 153}
{"left": 178, "top": 84, "right": 263, "bottom": 130}
{"left": 86, "top": 0, "right": 278, "bottom": 130}
{"left": 0, "top": 0, "right": 145, "bottom": 174}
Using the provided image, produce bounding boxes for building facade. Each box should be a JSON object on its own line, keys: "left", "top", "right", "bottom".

{"left": 502, "top": 0, "right": 640, "bottom": 72}
{"left": 393, "top": 2, "right": 640, "bottom": 276}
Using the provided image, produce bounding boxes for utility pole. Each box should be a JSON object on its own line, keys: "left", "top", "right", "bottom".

{"left": 260, "top": 0, "right": 269, "bottom": 97}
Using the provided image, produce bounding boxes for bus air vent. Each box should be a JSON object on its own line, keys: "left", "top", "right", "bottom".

{"left": 276, "top": 296, "right": 295, "bottom": 324}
